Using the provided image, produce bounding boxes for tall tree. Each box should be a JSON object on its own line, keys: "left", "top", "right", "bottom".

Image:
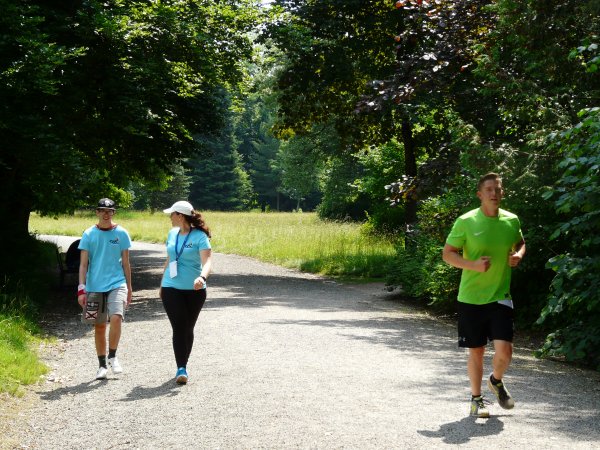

{"left": 266, "top": 1, "right": 495, "bottom": 226}
{"left": 272, "top": 131, "right": 323, "bottom": 210}
{"left": 265, "top": 0, "right": 397, "bottom": 144}
{"left": 367, "top": 0, "right": 495, "bottom": 225}
{"left": 233, "top": 52, "right": 284, "bottom": 210}
{"left": 0, "top": 0, "right": 258, "bottom": 238}
{"left": 189, "top": 129, "right": 254, "bottom": 211}
{"left": 264, "top": 0, "right": 412, "bottom": 220}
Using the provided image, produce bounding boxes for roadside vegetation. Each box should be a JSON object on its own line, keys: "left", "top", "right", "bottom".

{"left": 0, "top": 240, "right": 55, "bottom": 396}
{"left": 0, "top": 312, "right": 49, "bottom": 396}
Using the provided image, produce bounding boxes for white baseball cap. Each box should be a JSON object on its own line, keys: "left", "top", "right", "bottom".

{"left": 163, "top": 200, "right": 194, "bottom": 216}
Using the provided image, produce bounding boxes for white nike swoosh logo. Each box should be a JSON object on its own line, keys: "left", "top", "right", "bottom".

{"left": 474, "top": 231, "right": 484, "bottom": 236}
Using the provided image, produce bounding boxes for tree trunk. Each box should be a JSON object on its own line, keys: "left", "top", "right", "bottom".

{"left": 0, "top": 169, "right": 32, "bottom": 241}
{"left": 401, "top": 117, "right": 417, "bottom": 228}
{"left": 0, "top": 172, "right": 34, "bottom": 279}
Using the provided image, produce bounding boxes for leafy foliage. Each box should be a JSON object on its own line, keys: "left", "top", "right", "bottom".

{"left": 386, "top": 174, "right": 474, "bottom": 305}
{"left": 472, "top": 0, "right": 600, "bottom": 140}
{"left": 0, "top": 0, "right": 257, "bottom": 235}
{"left": 266, "top": 0, "right": 398, "bottom": 146}
{"left": 536, "top": 107, "right": 600, "bottom": 366}
{"left": 358, "top": 0, "right": 494, "bottom": 112}
{"left": 273, "top": 134, "right": 323, "bottom": 210}
{"left": 353, "top": 139, "right": 407, "bottom": 231}
{"left": 317, "top": 155, "right": 368, "bottom": 220}
{"left": 131, "top": 163, "right": 193, "bottom": 212}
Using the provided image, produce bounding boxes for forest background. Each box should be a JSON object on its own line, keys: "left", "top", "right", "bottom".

{"left": 1, "top": 0, "right": 599, "bottom": 380}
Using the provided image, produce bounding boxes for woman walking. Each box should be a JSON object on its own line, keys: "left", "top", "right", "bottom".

{"left": 159, "top": 200, "right": 212, "bottom": 384}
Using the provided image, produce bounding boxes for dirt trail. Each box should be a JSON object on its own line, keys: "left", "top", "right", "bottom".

{"left": 3, "top": 236, "right": 600, "bottom": 449}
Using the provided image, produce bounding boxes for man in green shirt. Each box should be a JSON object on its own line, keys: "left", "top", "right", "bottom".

{"left": 443, "top": 173, "right": 526, "bottom": 418}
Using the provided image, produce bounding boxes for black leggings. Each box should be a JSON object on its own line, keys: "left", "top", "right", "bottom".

{"left": 161, "top": 287, "right": 206, "bottom": 368}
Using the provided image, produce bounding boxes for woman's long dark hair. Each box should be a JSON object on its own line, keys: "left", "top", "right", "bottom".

{"left": 183, "top": 211, "right": 211, "bottom": 238}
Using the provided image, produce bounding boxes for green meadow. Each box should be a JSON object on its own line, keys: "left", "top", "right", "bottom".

{"left": 29, "top": 211, "right": 397, "bottom": 280}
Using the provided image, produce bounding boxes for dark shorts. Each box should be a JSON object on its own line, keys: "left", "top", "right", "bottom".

{"left": 457, "top": 301, "right": 514, "bottom": 348}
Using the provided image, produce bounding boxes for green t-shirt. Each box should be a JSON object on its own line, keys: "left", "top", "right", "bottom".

{"left": 446, "top": 208, "right": 523, "bottom": 305}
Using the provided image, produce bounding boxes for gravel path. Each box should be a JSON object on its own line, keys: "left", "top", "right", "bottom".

{"left": 4, "top": 236, "right": 600, "bottom": 449}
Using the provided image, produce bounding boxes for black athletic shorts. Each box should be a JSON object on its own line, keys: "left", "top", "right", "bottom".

{"left": 457, "top": 301, "right": 514, "bottom": 348}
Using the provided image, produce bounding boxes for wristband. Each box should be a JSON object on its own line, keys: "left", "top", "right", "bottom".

{"left": 78, "top": 289, "right": 86, "bottom": 297}
{"left": 78, "top": 284, "right": 86, "bottom": 291}
{"left": 199, "top": 275, "right": 206, "bottom": 283}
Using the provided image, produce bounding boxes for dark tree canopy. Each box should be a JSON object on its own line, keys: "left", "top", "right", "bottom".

{"left": 265, "top": 0, "right": 398, "bottom": 144}
{"left": 0, "top": 0, "right": 258, "bottom": 236}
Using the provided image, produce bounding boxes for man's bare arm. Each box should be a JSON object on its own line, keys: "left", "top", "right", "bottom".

{"left": 442, "top": 244, "right": 491, "bottom": 273}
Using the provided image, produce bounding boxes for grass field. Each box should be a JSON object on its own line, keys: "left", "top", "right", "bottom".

{"left": 29, "top": 211, "right": 398, "bottom": 280}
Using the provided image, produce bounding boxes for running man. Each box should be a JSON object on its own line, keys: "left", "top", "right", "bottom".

{"left": 442, "top": 173, "right": 526, "bottom": 418}
{"left": 78, "top": 198, "right": 133, "bottom": 380}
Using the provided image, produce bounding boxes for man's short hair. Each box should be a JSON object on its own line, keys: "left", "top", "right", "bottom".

{"left": 477, "top": 172, "right": 502, "bottom": 191}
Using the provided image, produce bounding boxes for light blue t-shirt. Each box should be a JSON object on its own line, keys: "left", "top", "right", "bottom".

{"left": 161, "top": 227, "right": 211, "bottom": 290}
{"left": 79, "top": 225, "right": 132, "bottom": 293}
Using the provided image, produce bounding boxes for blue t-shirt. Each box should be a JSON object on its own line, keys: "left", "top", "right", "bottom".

{"left": 79, "top": 225, "right": 132, "bottom": 292}
{"left": 161, "top": 227, "right": 211, "bottom": 290}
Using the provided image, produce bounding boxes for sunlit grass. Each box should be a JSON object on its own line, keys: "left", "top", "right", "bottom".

{"left": 0, "top": 248, "right": 54, "bottom": 396}
{"left": 30, "top": 211, "right": 397, "bottom": 279}
{"left": 0, "top": 314, "right": 48, "bottom": 396}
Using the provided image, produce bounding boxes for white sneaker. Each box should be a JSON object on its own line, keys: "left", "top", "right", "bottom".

{"left": 108, "top": 357, "right": 123, "bottom": 374}
{"left": 96, "top": 366, "right": 108, "bottom": 380}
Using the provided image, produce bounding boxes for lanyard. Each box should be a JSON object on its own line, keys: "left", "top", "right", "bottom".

{"left": 175, "top": 230, "right": 192, "bottom": 262}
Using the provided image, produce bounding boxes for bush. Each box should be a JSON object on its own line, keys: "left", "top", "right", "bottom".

{"left": 0, "top": 236, "right": 55, "bottom": 395}
{"left": 317, "top": 156, "right": 369, "bottom": 220}
{"left": 0, "top": 313, "right": 48, "bottom": 395}
{"left": 318, "top": 140, "right": 407, "bottom": 230}
{"left": 0, "top": 236, "right": 56, "bottom": 318}
{"left": 386, "top": 177, "right": 474, "bottom": 308}
{"left": 535, "top": 107, "right": 600, "bottom": 367}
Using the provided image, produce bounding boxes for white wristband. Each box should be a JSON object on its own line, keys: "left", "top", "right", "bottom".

{"left": 78, "top": 284, "right": 86, "bottom": 291}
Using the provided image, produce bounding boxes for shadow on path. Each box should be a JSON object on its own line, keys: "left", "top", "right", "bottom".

{"left": 119, "top": 380, "right": 181, "bottom": 402}
{"left": 39, "top": 379, "right": 108, "bottom": 400}
{"left": 418, "top": 416, "right": 505, "bottom": 445}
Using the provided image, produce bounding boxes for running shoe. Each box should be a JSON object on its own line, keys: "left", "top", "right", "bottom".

{"left": 96, "top": 366, "right": 108, "bottom": 380}
{"left": 470, "top": 396, "right": 490, "bottom": 418}
{"left": 108, "top": 357, "right": 123, "bottom": 374}
{"left": 487, "top": 374, "right": 515, "bottom": 409}
{"left": 176, "top": 367, "right": 188, "bottom": 385}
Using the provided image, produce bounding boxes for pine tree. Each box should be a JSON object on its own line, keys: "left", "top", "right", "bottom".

{"left": 189, "top": 133, "right": 253, "bottom": 211}
{"left": 234, "top": 91, "right": 282, "bottom": 210}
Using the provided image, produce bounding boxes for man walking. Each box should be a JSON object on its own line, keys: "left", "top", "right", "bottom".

{"left": 442, "top": 173, "right": 526, "bottom": 418}
{"left": 78, "top": 198, "right": 133, "bottom": 380}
